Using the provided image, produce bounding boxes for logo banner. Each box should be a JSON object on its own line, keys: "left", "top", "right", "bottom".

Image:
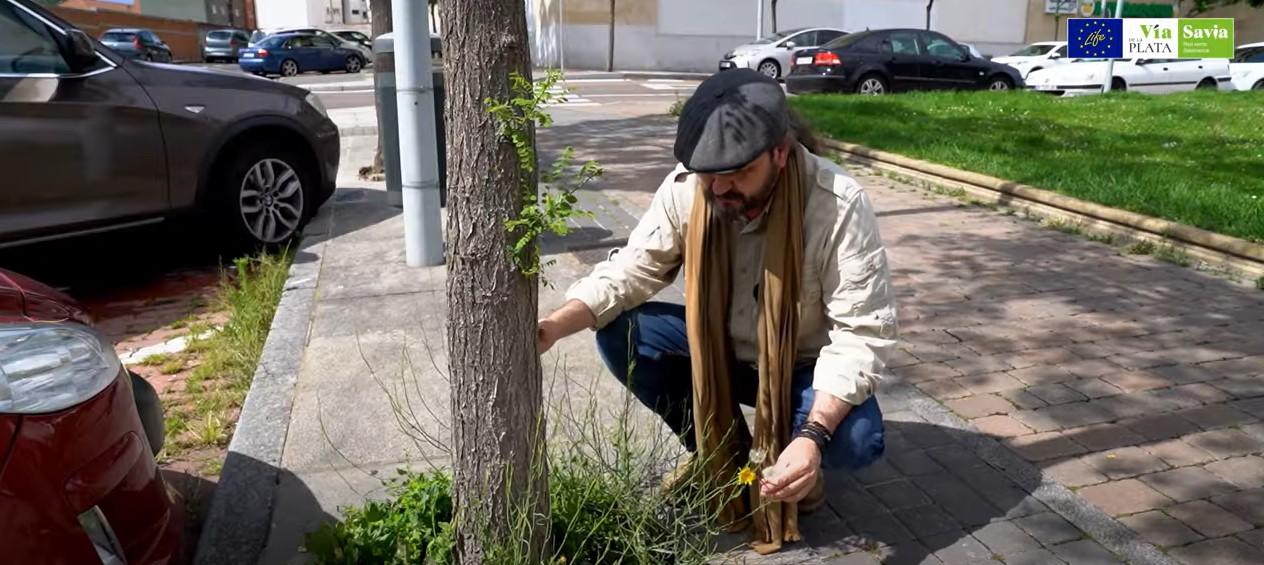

{"left": 1068, "top": 18, "right": 1234, "bottom": 59}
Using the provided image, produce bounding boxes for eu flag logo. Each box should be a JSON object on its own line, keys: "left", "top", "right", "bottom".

{"left": 1068, "top": 18, "right": 1123, "bottom": 58}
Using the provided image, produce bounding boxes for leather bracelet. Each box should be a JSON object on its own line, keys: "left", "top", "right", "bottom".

{"left": 794, "top": 421, "right": 833, "bottom": 449}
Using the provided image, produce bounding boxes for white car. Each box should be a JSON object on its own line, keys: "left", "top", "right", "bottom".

{"left": 992, "top": 41, "right": 1069, "bottom": 78}
{"left": 719, "top": 27, "right": 847, "bottom": 79}
{"left": 1230, "top": 42, "right": 1264, "bottom": 91}
{"left": 1025, "top": 58, "right": 1231, "bottom": 96}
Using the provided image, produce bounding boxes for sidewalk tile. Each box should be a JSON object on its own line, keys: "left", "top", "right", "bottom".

{"left": 1048, "top": 539, "right": 1123, "bottom": 564}
{"left": 1008, "top": 365, "right": 1076, "bottom": 386}
{"left": 923, "top": 532, "right": 993, "bottom": 565}
{"left": 1062, "top": 358, "right": 1127, "bottom": 379}
{"left": 1211, "top": 376, "right": 1264, "bottom": 399}
{"left": 1186, "top": 429, "right": 1264, "bottom": 459}
{"left": 868, "top": 480, "right": 933, "bottom": 510}
{"left": 901, "top": 363, "right": 965, "bottom": 384}
{"left": 893, "top": 507, "right": 960, "bottom": 539}
{"left": 871, "top": 540, "right": 944, "bottom": 565}
{"left": 1063, "top": 423, "right": 1144, "bottom": 451}
{"left": 1006, "top": 347, "right": 1080, "bottom": 370}
{"left": 821, "top": 552, "right": 883, "bottom": 565}
{"left": 1118, "top": 510, "right": 1204, "bottom": 547}
{"left": 1212, "top": 488, "right": 1264, "bottom": 526}
{"left": 955, "top": 373, "right": 1026, "bottom": 395}
{"left": 1066, "top": 378, "right": 1123, "bottom": 399}
{"left": 922, "top": 446, "right": 984, "bottom": 471}
{"left": 1234, "top": 398, "right": 1264, "bottom": 418}
{"left": 1001, "top": 548, "right": 1066, "bottom": 565}
{"left": 1004, "top": 432, "right": 1087, "bottom": 462}
{"left": 971, "top": 415, "right": 1033, "bottom": 438}
{"left": 1203, "top": 456, "right": 1264, "bottom": 488}
{"left": 845, "top": 511, "right": 915, "bottom": 543}
{"left": 1163, "top": 382, "right": 1232, "bottom": 404}
{"left": 1137, "top": 466, "right": 1238, "bottom": 502}
{"left": 888, "top": 451, "right": 946, "bottom": 477}
{"left": 1083, "top": 446, "right": 1170, "bottom": 479}
{"left": 1169, "top": 537, "right": 1264, "bottom": 565}
{"left": 1198, "top": 356, "right": 1264, "bottom": 379}
{"left": 853, "top": 460, "right": 902, "bottom": 486}
{"left": 1166, "top": 500, "right": 1254, "bottom": 537}
{"left": 1027, "top": 384, "right": 1087, "bottom": 406}
{"left": 1044, "top": 457, "right": 1108, "bottom": 487}
{"left": 1010, "top": 409, "right": 1063, "bottom": 433}
{"left": 944, "top": 394, "right": 1013, "bottom": 419}
{"left": 944, "top": 355, "right": 1014, "bottom": 377}
{"left": 1077, "top": 479, "right": 1173, "bottom": 516}
{"left": 999, "top": 388, "right": 1048, "bottom": 410}
{"left": 1100, "top": 370, "right": 1172, "bottom": 393}
{"left": 827, "top": 486, "right": 890, "bottom": 518}
{"left": 1177, "top": 404, "right": 1257, "bottom": 430}
{"left": 913, "top": 475, "right": 1002, "bottom": 527}
{"left": 1123, "top": 414, "right": 1201, "bottom": 441}
{"left": 1238, "top": 528, "right": 1264, "bottom": 551}
{"left": 1012, "top": 512, "right": 1084, "bottom": 545}
{"left": 971, "top": 521, "right": 1041, "bottom": 556}
{"left": 1144, "top": 438, "right": 1217, "bottom": 467}
{"left": 1151, "top": 363, "right": 1220, "bottom": 384}
{"left": 1038, "top": 401, "right": 1115, "bottom": 428}
{"left": 917, "top": 380, "right": 972, "bottom": 401}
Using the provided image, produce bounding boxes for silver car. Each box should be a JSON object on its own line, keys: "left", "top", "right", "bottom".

{"left": 719, "top": 27, "right": 847, "bottom": 79}
{"left": 203, "top": 28, "right": 250, "bottom": 62}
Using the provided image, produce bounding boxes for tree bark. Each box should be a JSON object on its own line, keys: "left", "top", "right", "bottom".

{"left": 443, "top": 0, "right": 548, "bottom": 563}
{"left": 369, "top": 0, "right": 392, "bottom": 176}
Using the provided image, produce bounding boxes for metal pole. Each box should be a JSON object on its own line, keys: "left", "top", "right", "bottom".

{"left": 607, "top": 0, "right": 615, "bottom": 72}
{"left": 756, "top": 0, "right": 763, "bottom": 39}
{"left": 559, "top": 0, "right": 565, "bottom": 72}
{"left": 392, "top": 0, "right": 444, "bottom": 266}
{"left": 1100, "top": 0, "right": 1125, "bottom": 92}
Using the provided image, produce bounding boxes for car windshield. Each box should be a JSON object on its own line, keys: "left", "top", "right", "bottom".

{"left": 101, "top": 32, "right": 136, "bottom": 42}
{"left": 822, "top": 30, "right": 872, "bottom": 49}
{"left": 753, "top": 28, "right": 803, "bottom": 44}
{"left": 208, "top": 31, "right": 233, "bottom": 40}
{"left": 1010, "top": 44, "right": 1056, "bottom": 56}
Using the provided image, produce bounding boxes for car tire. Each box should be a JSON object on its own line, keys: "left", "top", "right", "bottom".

{"left": 142, "top": 53, "right": 153, "bottom": 62}
{"left": 130, "top": 371, "right": 164, "bottom": 456}
{"left": 855, "top": 73, "right": 888, "bottom": 95}
{"left": 1254, "top": 79, "right": 1264, "bottom": 91}
{"left": 280, "top": 58, "right": 300, "bottom": 77}
{"left": 217, "top": 143, "right": 314, "bottom": 248}
{"left": 345, "top": 55, "right": 363, "bottom": 73}
{"left": 1195, "top": 78, "right": 1217, "bottom": 90}
{"left": 986, "top": 76, "right": 1013, "bottom": 91}
{"left": 1111, "top": 77, "right": 1127, "bottom": 92}
{"left": 757, "top": 59, "right": 781, "bottom": 79}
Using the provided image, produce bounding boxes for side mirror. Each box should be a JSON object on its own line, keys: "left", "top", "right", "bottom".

{"left": 784, "top": 41, "right": 797, "bottom": 50}
{"left": 64, "top": 29, "right": 99, "bottom": 72}
{"left": 1049, "top": 52, "right": 1062, "bottom": 59}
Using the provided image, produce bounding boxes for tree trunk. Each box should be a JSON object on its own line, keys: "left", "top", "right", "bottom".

{"left": 607, "top": 0, "right": 616, "bottom": 72}
{"left": 443, "top": 0, "right": 548, "bottom": 563}
{"left": 368, "top": 0, "right": 392, "bottom": 176}
{"left": 771, "top": 0, "right": 778, "bottom": 33}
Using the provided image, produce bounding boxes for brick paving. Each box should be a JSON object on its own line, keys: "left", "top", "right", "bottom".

{"left": 840, "top": 165, "right": 1264, "bottom": 564}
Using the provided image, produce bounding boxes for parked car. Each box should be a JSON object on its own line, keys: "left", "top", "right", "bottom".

{"left": 203, "top": 28, "right": 250, "bottom": 62}
{"left": 1, "top": 0, "right": 340, "bottom": 248}
{"left": 99, "top": 27, "right": 172, "bottom": 62}
{"left": 333, "top": 29, "right": 371, "bottom": 50}
{"left": 1230, "top": 42, "right": 1264, "bottom": 90}
{"left": 264, "top": 26, "right": 373, "bottom": 62}
{"left": 239, "top": 32, "right": 367, "bottom": 77}
{"left": 0, "top": 268, "right": 180, "bottom": 564}
{"left": 991, "top": 41, "right": 1068, "bottom": 78}
{"left": 1025, "top": 58, "right": 1232, "bottom": 96}
{"left": 719, "top": 27, "right": 848, "bottom": 79}
{"left": 785, "top": 29, "right": 1023, "bottom": 95}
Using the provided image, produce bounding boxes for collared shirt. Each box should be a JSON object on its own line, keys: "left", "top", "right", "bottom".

{"left": 565, "top": 151, "right": 898, "bottom": 406}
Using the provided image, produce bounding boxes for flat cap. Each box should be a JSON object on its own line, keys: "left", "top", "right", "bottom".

{"left": 674, "top": 68, "right": 789, "bottom": 174}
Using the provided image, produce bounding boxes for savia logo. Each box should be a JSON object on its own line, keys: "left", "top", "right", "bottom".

{"left": 1068, "top": 18, "right": 1122, "bottom": 58}
{"left": 1068, "top": 18, "right": 1234, "bottom": 59}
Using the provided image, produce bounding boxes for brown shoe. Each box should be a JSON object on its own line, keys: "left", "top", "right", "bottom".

{"left": 799, "top": 475, "right": 826, "bottom": 514}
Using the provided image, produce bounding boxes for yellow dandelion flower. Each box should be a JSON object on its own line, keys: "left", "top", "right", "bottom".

{"left": 737, "top": 466, "right": 758, "bottom": 486}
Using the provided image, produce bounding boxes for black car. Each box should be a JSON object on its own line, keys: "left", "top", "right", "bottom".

{"left": 786, "top": 29, "right": 1023, "bottom": 95}
{"left": 99, "top": 27, "right": 172, "bottom": 62}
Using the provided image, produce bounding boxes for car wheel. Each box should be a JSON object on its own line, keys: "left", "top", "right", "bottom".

{"left": 1195, "top": 78, "right": 1217, "bottom": 90}
{"left": 345, "top": 55, "right": 363, "bottom": 73}
{"left": 142, "top": 53, "right": 153, "bottom": 62}
{"left": 1111, "top": 77, "right": 1126, "bottom": 92}
{"left": 1254, "top": 79, "right": 1264, "bottom": 90}
{"left": 219, "top": 144, "right": 313, "bottom": 247}
{"left": 280, "top": 58, "right": 300, "bottom": 77}
{"left": 855, "top": 74, "right": 888, "bottom": 95}
{"left": 757, "top": 59, "right": 781, "bottom": 79}
{"left": 987, "top": 76, "right": 1013, "bottom": 91}
{"left": 130, "top": 371, "right": 164, "bottom": 456}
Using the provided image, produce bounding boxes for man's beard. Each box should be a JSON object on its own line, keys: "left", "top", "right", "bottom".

{"left": 706, "top": 166, "right": 780, "bottom": 222}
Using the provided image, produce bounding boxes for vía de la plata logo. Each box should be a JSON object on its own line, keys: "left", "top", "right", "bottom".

{"left": 1069, "top": 18, "right": 1234, "bottom": 59}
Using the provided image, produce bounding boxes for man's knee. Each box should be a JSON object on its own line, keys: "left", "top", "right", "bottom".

{"left": 821, "top": 396, "right": 886, "bottom": 470}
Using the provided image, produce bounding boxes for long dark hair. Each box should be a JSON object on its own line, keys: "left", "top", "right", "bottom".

{"left": 788, "top": 107, "right": 821, "bottom": 155}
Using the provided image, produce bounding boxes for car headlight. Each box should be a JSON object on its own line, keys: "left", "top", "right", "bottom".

{"left": 305, "top": 92, "right": 328, "bottom": 118}
{"left": 723, "top": 51, "right": 735, "bottom": 59}
{"left": 0, "top": 324, "right": 121, "bottom": 414}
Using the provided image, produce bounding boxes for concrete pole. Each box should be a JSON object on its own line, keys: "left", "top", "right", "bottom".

{"left": 392, "top": 0, "right": 444, "bottom": 266}
{"left": 756, "top": 0, "right": 763, "bottom": 39}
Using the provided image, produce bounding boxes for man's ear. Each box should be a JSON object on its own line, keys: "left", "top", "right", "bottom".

{"left": 772, "top": 139, "right": 793, "bottom": 169}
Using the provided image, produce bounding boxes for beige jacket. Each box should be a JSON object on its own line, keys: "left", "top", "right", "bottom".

{"left": 565, "top": 151, "right": 898, "bottom": 406}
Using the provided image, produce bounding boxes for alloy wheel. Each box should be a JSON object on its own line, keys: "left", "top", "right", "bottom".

{"left": 239, "top": 158, "right": 305, "bottom": 244}
{"left": 281, "top": 60, "right": 298, "bottom": 77}
{"left": 859, "top": 78, "right": 885, "bottom": 95}
{"left": 346, "top": 56, "right": 362, "bottom": 73}
{"left": 989, "top": 79, "right": 1010, "bottom": 91}
{"left": 758, "top": 61, "right": 779, "bottom": 78}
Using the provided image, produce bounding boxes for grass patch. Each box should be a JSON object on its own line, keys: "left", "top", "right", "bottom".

{"left": 1154, "top": 245, "right": 1191, "bottom": 267}
{"left": 791, "top": 90, "right": 1264, "bottom": 242}
{"left": 1042, "top": 217, "right": 1083, "bottom": 236}
{"left": 1125, "top": 240, "right": 1157, "bottom": 255}
{"left": 162, "top": 251, "right": 291, "bottom": 454}
{"left": 160, "top": 357, "right": 186, "bottom": 375}
{"left": 668, "top": 95, "right": 688, "bottom": 118}
{"left": 1086, "top": 231, "right": 1116, "bottom": 245}
{"left": 140, "top": 353, "right": 176, "bottom": 366}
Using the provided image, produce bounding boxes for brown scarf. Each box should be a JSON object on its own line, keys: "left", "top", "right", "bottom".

{"left": 684, "top": 147, "right": 805, "bottom": 554}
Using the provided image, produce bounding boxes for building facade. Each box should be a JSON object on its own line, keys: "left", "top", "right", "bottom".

{"left": 254, "top": 0, "right": 368, "bottom": 29}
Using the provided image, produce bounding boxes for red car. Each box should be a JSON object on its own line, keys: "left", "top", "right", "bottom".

{"left": 0, "top": 269, "right": 182, "bottom": 564}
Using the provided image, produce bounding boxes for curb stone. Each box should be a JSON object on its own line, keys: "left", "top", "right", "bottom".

{"left": 192, "top": 231, "right": 329, "bottom": 565}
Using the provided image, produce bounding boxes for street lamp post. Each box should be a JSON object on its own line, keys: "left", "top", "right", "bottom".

{"left": 1100, "top": 0, "right": 1125, "bottom": 93}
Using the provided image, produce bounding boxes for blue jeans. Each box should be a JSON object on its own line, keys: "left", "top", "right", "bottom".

{"left": 595, "top": 302, "right": 885, "bottom": 470}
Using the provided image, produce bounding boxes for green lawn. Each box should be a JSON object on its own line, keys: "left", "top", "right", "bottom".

{"left": 791, "top": 90, "right": 1264, "bottom": 242}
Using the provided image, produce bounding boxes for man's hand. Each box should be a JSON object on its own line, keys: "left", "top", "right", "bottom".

{"left": 759, "top": 437, "right": 822, "bottom": 503}
{"left": 537, "top": 300, "right": 598, "bottom": 355}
